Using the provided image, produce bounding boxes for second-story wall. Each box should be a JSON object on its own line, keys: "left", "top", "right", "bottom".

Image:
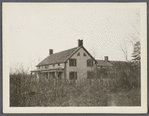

{"left": 66, "top": 48, "right": 96, "bottom": 82}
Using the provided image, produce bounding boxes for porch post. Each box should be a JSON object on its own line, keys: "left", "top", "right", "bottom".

{"left": 54, "top": 71, "right": 57, "bottom": 99}
{"left": 54, "top": 72, "right": 56, "bottom": 88}
{"left": 31, "top": 72, "right": 32, "bottom": 78}
{"left": 37, "top": 72, "right": 39, "bottom": 82}
{"left": 48, "top": 72, "right": 49, "bottom": 79}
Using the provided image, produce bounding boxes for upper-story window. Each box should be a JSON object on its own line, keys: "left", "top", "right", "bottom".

{"left": 77, "top": 52, "right": 80, "bottom": 56}
{"left": 84, "top": 53, "right": 86, "bottom": 56}
{"left": 87, "top": 59, "right": 93, "bottom": 67}
{"left": 69, "top": 58, "right": 77, "bottom": 66}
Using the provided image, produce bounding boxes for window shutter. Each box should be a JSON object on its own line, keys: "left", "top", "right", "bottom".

{"left": 74, "top": 72, "right": 77, "bottom": 80}
{"left": 75, "top": 59, "right": 77, "bottom": 66}
{"left": 87, "top": 59, "right": 89, "bottom": 67}
{"left": 69, "top": 72, "right": 74, "bottom": 80}
{"left": 69, "top": 59, "right": 73, "bottom": 66}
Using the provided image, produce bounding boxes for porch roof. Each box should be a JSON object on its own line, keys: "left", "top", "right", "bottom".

{"left": 31, "top": 68, "right": 64, "bottom": 73}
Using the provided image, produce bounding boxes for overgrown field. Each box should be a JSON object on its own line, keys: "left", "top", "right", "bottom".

{"left": 10, "top": 63, "right": 141, "bottom": 107}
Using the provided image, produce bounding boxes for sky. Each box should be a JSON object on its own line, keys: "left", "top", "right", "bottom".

{"left": 3, "top": 3, "right": 140, "bottom": 72}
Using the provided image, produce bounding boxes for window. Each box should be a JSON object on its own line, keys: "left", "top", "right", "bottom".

{"left": 77, "top": 52, "right": 80, "bottom": 56}
{"left": 69, "top": 72, "right": 77, "bottom": 80}
{"left": 58, "top": 63, "right": 60, "bottom": 66}
{"left": 87, "top": 59, "right": 93, "bottom": 67}
{"left": 45, "top": 65, "right": 48, "bottom": 69}
{"left": 69, "top": 58, "right": 77, "bottom": 66}
{"left": 84, "top": 53, "right": 86, "bottom": 56}
{"left": 53, "top": 64, "right": 55, "bottom": 67}
{"left": 87, "top": 71, "right": 94, "bottom": 79}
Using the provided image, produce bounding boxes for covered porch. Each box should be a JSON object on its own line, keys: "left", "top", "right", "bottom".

{"left": 30, "top": 68, "right": 65, "bottom": 83}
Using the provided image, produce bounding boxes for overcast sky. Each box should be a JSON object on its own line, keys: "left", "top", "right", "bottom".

{"left": 3, "top": 3, "right": 140, "bottom": 72}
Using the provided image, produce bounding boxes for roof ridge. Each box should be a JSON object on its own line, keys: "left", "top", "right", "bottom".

{"left": 96, "top": 59, "right": 127, "bottom": 62}
{"left": 50, "top": 46, "right": 78, "bottom": 56}
{"left": 110, "top": 60, "right": 127, "bottom": 62}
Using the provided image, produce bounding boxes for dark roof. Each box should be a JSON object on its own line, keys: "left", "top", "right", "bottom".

{"left": 36, "top": 46, "right": 97, "bottom": 67}
{"left": 109, "top": 61, "right": 128, "bottom": 66}
{"left": 36, "top": 47, "right": 79, "bottom": 66}
{"left": 96, "top": 60, "right": 113, "bottom": 67}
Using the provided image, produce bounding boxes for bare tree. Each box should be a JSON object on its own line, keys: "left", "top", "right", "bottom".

{"left": 121, "top": 9, "right": 140, "bottom": 61}
{"left": 120, "top": 39, "right": 128, "bottom": 61}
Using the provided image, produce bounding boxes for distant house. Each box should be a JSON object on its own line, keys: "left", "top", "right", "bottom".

{"left": 96, "top": 56, "right": 113, "bottom": 69}
{"left": 97, "top": 56, "right": 128, "bottom": 70}
{"left": 31, "top": 40, "right": 97, "bottom": 83}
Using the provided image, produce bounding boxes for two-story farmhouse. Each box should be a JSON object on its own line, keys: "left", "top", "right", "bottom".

{"left": 31, "top": 40, "right": 97, "bottom": 83}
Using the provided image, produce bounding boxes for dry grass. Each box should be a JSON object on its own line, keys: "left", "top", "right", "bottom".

{"left": 10, "top": 63, "right": 141, "bottom": 107}
{"left": 107, "top": 88, "right": 141, "bottom": 106}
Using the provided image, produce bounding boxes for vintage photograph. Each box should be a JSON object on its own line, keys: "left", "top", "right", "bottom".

{"left": 3, "top": 3, "right": 147, "bottom": 113}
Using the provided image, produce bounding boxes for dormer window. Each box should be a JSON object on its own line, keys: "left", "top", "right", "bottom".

{"left": 84, "top": 53, "right": 86, "bottom": 56}
{"left": 77, "top": 52, "right": 80, "bottom": 56}
{"left": 69, "top": 58, "right": 77, "bottom": 66}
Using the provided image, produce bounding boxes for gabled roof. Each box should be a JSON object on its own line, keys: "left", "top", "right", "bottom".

{"left": 36, "top": 46, "right": 97, "bottom": 67}
{"left": 96, "top": 60, "right": 113, "bottom": 67}
{"left": 82, "top": 46, "right": 97, "bottom": 63}
{"left": 36, "top": 47, "right": 79, "bottom": 67}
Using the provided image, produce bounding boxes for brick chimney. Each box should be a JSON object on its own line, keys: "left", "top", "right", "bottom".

{"left": 104, "top": 56, "right": 108, "bottom": 62}
{"left": 78, "top": 39, "right": 83, "bottom": 47}
{"left": 49, "top": 49, "right": 53, "bottom": 55}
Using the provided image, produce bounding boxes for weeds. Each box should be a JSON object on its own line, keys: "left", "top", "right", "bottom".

{"left": 10, "top": 62, "right": 140, "bottom": 106}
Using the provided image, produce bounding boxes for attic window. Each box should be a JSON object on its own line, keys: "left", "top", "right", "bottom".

{"left": 77, "top": 52, "right": 80, "bottom": 56}
{"left": 84, "top": 53, "right": 86, "bottom": 56}
{"left": 87, "top": 59, "right": 93, "bottom": 67}
{"left": 69, "top": 58, "right": 77, "bottom": 66}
